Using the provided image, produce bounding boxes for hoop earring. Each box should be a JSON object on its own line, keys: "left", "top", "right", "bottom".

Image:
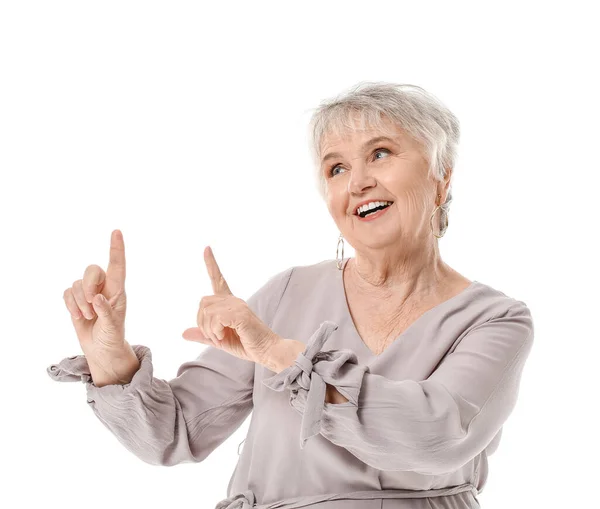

{"left": 336, "top": 233, "right": 345, "bottom": 270}
{"left": 430, "top": 194, "right": 448, "bottom": 238}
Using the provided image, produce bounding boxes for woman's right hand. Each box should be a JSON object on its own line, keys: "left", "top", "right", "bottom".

{"left": 63, "top": 229, "right": 129, "bottom": 372}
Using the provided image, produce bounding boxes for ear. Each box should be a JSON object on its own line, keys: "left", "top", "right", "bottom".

{"left": 444, "top": 166, "right": 453, "bottom": 184}
{"left": 440, "top": 167, "right": 453, "bottom": 199}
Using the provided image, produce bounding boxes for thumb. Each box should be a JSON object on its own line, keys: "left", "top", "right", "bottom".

{"left": 92, "top": 294, "right": 113, "bottom": 322}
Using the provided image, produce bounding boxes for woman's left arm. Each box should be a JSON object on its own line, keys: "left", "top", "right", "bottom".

{"left": 262, "top": 301, "right": 534, "bottom": 476}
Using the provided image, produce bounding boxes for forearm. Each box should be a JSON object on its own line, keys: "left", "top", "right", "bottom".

{"left": 262, "top": 339, "right": 349, "bottom": 404}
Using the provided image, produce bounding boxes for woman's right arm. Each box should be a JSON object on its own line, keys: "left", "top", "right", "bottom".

{"left": 47, "top": 265, "right": 294, "bottom": 466}
{"left": 48, "top": 342, "right": 256, "bottom": 466}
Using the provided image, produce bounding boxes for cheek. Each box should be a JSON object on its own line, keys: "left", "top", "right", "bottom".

{"left": 380, "top": 165, "right": 413, "bottom": 187}
{"left": 326, "top": 189, "right": 348, "bottom": 212}
{"left": 396, "top": 192, "right": 429, "bottom": 223}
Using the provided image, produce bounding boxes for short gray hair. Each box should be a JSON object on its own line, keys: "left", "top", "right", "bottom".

{"left": 307, "top": 81, "right": 460, "bottom": 236}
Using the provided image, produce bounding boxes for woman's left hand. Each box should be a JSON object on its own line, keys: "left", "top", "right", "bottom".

{"left": 181, "top": 246, "right": 282, "bottom": 365}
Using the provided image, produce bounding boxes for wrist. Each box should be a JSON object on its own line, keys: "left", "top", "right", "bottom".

{"left": 88, "top": 342, "right": 140, "bottom": 387}
{"left": 261, "top": 338, "right": 306, "bottom": 374}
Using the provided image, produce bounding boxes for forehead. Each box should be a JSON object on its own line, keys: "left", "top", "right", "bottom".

{"left": 320, "top": 113, "right": 402, "bottom": 151}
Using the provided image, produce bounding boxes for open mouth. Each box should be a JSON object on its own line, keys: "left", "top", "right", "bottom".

{"left": 356, "top": 201, "right": 393, "bottom": 218}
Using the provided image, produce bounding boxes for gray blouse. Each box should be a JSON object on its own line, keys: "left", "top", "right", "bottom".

{"left": 47, "top": 257, "right": 534, "bottom": 509}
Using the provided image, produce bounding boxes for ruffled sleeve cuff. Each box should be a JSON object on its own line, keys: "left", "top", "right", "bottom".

{"left": 46, "top": 345, "right": 152, "bottom": 406}
{"left": 262, "top": 321, "right": 369, "bottom": 448}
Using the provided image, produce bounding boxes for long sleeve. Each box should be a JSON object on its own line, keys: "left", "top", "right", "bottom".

{"left": 262, "top": 300, "right": 534, "bottom": 476}
{"left": 47, "top": 266, "right": 294, "bottom": 466}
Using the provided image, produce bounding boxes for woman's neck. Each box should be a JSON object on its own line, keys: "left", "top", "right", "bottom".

{"left": 346, "top": 255, "right": 460, "bottom": 304}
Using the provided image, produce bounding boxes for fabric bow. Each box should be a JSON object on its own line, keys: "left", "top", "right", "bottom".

{"left": 262, "top": 321, "right": 340, "bottom": 447}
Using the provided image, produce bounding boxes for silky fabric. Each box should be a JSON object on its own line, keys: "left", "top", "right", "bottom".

{"left": 47, "top": 258, "right": 533, "bottom": 508}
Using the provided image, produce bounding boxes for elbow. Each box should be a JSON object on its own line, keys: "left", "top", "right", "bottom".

{"left": 123, "top": 444, "right": 178, "bottom": 467}
{"left": 134, "top": 448, "right": 203, "bottom": 468}
{"left": 150, "top": 442, "right": 207, "bottom": 467}
{"left": 119, "top": 436, "right": 205, "bottom": 467}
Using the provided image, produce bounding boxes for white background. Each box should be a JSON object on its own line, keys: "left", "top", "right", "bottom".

{"left": 1, "top": 1, "right": 597, "bottom": 508}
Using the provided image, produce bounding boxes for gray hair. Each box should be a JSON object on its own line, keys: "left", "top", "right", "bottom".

{"left": 307, "top": 81, "right": 460, "bottom": 236}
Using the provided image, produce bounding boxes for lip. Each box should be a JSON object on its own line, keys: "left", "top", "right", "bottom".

{"left": 352, "top": 199, "right": 394, "bottom": 215}
{"left": 355, "top": 204, "right": 392, "bottom": 222}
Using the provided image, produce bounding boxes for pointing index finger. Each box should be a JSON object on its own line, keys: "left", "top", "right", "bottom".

{"left": 106, "top": 229, "right": 126, "bottom": 288}
{"left": 204, "top": 246, "right": 232, "bottom": 295}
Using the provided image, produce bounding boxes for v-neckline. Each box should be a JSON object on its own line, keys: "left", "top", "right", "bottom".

{"left": 336, "top": 257, "right": 480, "bottom": 358}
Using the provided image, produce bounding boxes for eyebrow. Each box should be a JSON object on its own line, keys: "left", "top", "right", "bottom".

{"left": 321, "top": 136, "right": 397, "bottom": 166}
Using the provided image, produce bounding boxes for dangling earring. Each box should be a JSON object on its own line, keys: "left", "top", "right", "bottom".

{"left": 336, "top": 232, "right": 345, "bottom": 270}
{"left": 430, "top": 193, "right": 448, "bottom": 238}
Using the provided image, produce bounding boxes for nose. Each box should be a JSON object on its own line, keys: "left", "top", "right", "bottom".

{"left": 348, "top": 164, "right": 377, "bottom": 194}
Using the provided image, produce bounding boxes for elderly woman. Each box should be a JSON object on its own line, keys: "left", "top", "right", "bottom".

{"left": 48, "top": 82, "right": 534, "bottom": 509}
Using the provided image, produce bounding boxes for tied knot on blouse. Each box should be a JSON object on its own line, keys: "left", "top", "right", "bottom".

{"left": 215, "top": 489, "right": 256, "bottom": 509}
{"left": 291, "top": 352, "right": 314, "bottom": 391}
{"left": 262, "top": 321, "right": 369, "bottom": 449}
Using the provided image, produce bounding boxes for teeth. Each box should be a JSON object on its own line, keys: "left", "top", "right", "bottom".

{"left": 357, "top": 201, "right": 393, "bottom": 215}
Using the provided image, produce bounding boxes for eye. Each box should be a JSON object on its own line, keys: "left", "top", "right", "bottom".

{"left": 373, "top": 148, "right": 391, "bottom": 160}
{"left": 328, "top": 148, "right": 391, "bottom": 177}
{"left": 329, "top": 164, "right": 344, "bottom": 177}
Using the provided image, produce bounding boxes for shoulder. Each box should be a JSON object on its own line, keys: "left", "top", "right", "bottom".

{"left": 281, "top": 258, "right": 339, "bottom": 292}
{"left": 249, "top": 258, "right": 335, "bottom": 297}
{"left": 287, "top": 258, "right": 337, "bottom": 278}
{"left": 245, "top": 259, "right": 335, "bottom": 325}
{"left": 468, "top": 280, "right": 534, "bottom": 332}
{"left": 254, "top": 258, "right": 337, "bottom": 302}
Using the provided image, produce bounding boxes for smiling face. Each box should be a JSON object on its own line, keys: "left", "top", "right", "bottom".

{"left": 320, "top": 114, "right": 451, "bottom": 255}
